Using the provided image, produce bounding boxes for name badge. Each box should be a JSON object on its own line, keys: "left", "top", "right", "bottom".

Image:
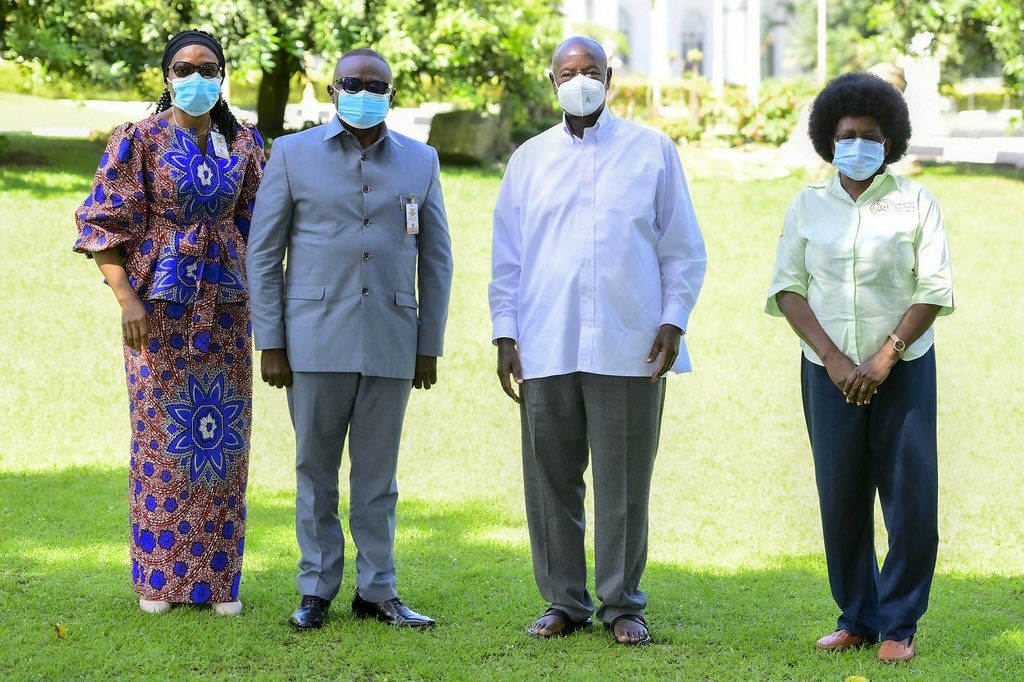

{"left": 210, "top": 131, "right": 230, "bottom": 159}
{"left": 405, "top": 195, "right": 420, "bottom": 235}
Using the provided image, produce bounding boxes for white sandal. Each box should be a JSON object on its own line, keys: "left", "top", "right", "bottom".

{"left": 139, "top": 598, "right": 172, "bottom": 614}
{"left": 212, "top": 600, "right": 243, "bottom": 616}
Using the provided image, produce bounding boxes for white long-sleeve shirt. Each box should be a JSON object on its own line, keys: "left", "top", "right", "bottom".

{"left": 489, "top": 108, "right": 707, "bottom": 380}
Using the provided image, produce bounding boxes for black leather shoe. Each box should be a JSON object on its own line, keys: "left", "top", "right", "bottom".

{"left": 352, "top": 593, "right": 436, "bottom": 628}
{"left": 290, "top": 595, "right": 330, "bottom": 630}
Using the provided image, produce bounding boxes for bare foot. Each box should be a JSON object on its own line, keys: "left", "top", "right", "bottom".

{"left": 530, "top": 612, "right": 567, "bottom": 637}
{"left": 613, "top": 616, "right": 650, "bottom": 645}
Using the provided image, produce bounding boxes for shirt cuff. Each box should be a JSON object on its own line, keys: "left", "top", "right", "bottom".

{"left": 911, "top": 288, "right": 955, "bottom": 316}
{"left": 764, "top": 285, "right": 807, "bottom": 317}
{"left": 253, "top": 329, "right": 286, "bottom": 350}
{"left": 492, "top": 315, "right": 518, "bottom": 345}
{"left": 660, "top": 305, "right": 691, "bottom": 333}
{"left": 417, "top": 330, "right": 445, "bottom": 357}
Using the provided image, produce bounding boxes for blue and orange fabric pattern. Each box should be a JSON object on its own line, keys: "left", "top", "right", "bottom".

{"left": 74, "top": 115, "right": 265, "bottom": 604}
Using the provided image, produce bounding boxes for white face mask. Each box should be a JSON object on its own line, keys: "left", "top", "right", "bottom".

{"left": 556, "top": 74, "right": 606, "bottom": 117}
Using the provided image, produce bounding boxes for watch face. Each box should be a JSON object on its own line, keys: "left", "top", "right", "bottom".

{"left": 894, "top": 339, "right": 906, "bottom": 352}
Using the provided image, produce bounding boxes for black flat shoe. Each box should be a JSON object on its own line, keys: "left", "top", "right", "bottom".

{"left": 290, "top": 595, "right": 330, "bottom": 630}
{"left": 352, "top": 593, "right": 436, "bottom": 628}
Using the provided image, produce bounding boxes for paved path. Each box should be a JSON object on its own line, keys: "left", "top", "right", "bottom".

{"left": 5, "top": 93, "right": 1022, "bottom": 169}
{"left": 910, "top": 136, "right": 1024, "bottom": 168}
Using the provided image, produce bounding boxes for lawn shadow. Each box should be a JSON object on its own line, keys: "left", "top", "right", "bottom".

{"left": 1, "top": 466, "right": 1022, "bottom": 680}
{"left": 0, "top": 134, "right": 105, "bottom": 199}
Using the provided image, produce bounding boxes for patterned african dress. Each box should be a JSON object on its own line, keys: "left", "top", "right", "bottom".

{"left": 74, "top": 115, "right": 265, "bottom": 604}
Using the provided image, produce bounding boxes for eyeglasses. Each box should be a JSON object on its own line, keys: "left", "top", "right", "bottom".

{"left": 333, "top": 77, "right": 393, "bottom": 96}
{"left": 171, "top": 61, "right": 222, "bottom": 79}
{"left": 834, "top": 133, "right": 886, "bottom": 144}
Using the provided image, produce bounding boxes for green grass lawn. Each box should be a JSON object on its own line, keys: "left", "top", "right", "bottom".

{"left": 1, "top": 133, "right": 1022, "bottom": 681}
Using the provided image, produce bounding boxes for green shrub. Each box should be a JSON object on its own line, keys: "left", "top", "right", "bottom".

{"left": 645, "top": 117, "right": 703, "bottom": 143}
{"left": 608, "top": 76, "right": 815, "bottom": 146}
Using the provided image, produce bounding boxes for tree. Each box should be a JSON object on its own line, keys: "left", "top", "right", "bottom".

{"left": 976, "top": 0, "right": 1024, "bottom": 94}
{"left": 0, "top": 0, "right": 187, "bottom": 88}
{"left": 782, "top": 0, "right": 1015, "bottom": 90}
{"left": 1, "top": 0, "right": 564, "bottom": 134}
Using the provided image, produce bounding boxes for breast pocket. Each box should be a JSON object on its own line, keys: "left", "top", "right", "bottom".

{"left": 600, "top": 170, "right": 656, "bottom": 217}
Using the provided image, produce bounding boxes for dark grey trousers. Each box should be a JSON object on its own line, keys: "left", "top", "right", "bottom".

{"left": 287, "top": 372, "right": 411, "bottom": 603}
{"left": 520, "top": 372, "right": 666, "bottom": 624}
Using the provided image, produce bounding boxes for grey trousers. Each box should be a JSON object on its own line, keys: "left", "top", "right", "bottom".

{"left": 520, "top": 372, "right": 666, "bottom": 624}
{"left": 287, "top": 372, "right": 411, "bottom": 602}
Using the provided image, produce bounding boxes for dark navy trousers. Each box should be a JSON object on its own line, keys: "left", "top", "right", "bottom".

{"left": 801, "top": 347, "right": 938, "bottom": 642}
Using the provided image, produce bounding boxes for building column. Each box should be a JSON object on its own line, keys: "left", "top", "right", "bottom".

{"left": 747, "top": 0, "right": 761, "bottom": 103}
{"left": 711, "top": 0, "right": 724, "bottom": 96}
{"left": 648, "top": 0, "right": 670, "bottom": 112}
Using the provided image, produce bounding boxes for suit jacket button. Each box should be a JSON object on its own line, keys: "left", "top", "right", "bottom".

{"left": 363, "top": 218, "right": 372, "bottom": 226}
{"left": 362, "top": 287, "right": 371, "bottom": 295}
{"left": 362, "top": 184, "right": 370, "bottom": 193}
{"left": 362, "top": 252, "right": 370, "bottom": 261}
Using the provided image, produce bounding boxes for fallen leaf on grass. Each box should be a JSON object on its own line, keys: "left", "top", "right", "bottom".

{"left": 54, "top": 623, "right": 69, "bottom": 640}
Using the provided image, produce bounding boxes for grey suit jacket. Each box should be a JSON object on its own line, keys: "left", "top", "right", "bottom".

{"left": 247, "top": 118, "right": 454, "bottom": 379}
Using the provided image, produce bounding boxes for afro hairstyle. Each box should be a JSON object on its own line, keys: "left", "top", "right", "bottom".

{"left": 807, "top": 71, "right": 912, "bottom": 165}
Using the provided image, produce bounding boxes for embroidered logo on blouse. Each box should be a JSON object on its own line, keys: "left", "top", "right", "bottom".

{"left": 163, "top": 129, "right": 241, "bottom": 224}
{"left": 869, "top": 199, "right": 894, "bottom": 214}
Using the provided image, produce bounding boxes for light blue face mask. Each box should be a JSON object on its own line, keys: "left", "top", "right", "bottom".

{"left": 832, "top": 138, "right": 886, "bottom": 181}
{"left": 337, "top": 90, "right": 390, "bottom": 129}
{"left": 169, "top": 73, "right": 222, "bottom": 117}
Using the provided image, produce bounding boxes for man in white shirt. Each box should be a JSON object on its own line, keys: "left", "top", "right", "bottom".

{"left": 489, "top": 36, "right": 707, "bottom": 646}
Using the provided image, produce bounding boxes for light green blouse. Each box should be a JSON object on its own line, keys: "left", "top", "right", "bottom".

{"left": 766, "top": 169, "right": 955, "bottom": 366}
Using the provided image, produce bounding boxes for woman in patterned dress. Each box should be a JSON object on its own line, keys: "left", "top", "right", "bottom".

{"left": 73, "top": 30, "right": 265, "bottom": 615}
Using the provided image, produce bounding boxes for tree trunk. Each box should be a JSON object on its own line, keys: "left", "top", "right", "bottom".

{"left": 257, "top": 46, "right": 296, "bottom": 138}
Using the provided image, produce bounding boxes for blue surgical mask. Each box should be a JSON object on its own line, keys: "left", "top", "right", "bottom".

{"left": 832, "top": 138, "right": 886, "bottom": 181}
{"left": 337, "top": 90, "right": 390, "bottom": 129}
{"left": 169, "top": 73, "right": 222, "bottom": 117}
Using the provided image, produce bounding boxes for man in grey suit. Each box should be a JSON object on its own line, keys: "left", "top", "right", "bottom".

{"left": 247, "top": 48, "right": 453, "bottom": 630}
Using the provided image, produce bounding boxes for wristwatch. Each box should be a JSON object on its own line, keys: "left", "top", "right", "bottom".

{"left": 888, "top": 333, "right": 906, "bottom": 359}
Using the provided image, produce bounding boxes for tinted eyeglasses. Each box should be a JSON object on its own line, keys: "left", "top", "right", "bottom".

{"left": 171, "top": 61, "right": 222, "bottom": 79}
{"left": 834, "top": 132, "right": 886, "bottom": 144}
{"left": 333, "top": 77, "right": 393, "bottom": 96}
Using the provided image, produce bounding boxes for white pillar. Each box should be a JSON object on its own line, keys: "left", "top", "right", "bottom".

{"left": 747, "top": 0, "right": 761, "bottom": 104}
{"left": 712, "top": 0, "right": 724, "bottom": 96}
{"left": 902, "top": 56, "right": 948, "bottom": 137}
{"left": 817, "top": 0, "right": 827, "bottom": 84}
{"left": 650, "top": 0, "right": 669, "bottom": 113}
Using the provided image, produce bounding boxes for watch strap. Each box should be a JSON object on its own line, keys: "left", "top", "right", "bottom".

{"left": 888, "top": 332, "right": 906, "bottom": 358}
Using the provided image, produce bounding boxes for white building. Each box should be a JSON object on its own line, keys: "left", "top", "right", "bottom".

{"left": 562, "top": 0, "right": 803, "bottom": 100}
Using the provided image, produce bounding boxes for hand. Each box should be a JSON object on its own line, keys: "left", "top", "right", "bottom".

{"left": 646, "top": 324, "right": 682, "bottom": 382}
{"left": 260, "top": 348, "right": 293, "bottom": 389}
{"left": 842, "top": 347, "right": 898, "bottom": 406}
{"left": 413, "top": 355, "right": 438, "bottom": 390}
{"left": 822, "top": 351, "right": 857, "bottom": 397}
{"left": 496, "top": 338, "right": 523, "bottom": 403}
{"left": 120, "top": 295, "right": 151, "bottom": 351}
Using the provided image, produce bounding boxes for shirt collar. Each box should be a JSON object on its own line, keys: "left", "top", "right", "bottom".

{"left": 560, "top": 105, "right": 616, "bottom": 144}
{"left": 322, "top": 115, "right": 405, "bottom": 149}
{"left": 827, "top": 165, "right": 896, "bottom": 201}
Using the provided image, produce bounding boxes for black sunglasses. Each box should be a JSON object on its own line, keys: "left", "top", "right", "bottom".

{"left": 171, "top": 61, "right": 222, "bottom": 79}
{"left": 333, "top": 77, "right": 393, "bottom": 96}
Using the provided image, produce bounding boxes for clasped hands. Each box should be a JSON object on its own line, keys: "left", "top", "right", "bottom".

{"left": 823, "top": 346, "right": 901, "bottom": 406}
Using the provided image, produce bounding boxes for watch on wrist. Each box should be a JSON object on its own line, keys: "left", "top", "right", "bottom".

{"left": 888, "top": 332, "right": 906, "bottom": 359}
